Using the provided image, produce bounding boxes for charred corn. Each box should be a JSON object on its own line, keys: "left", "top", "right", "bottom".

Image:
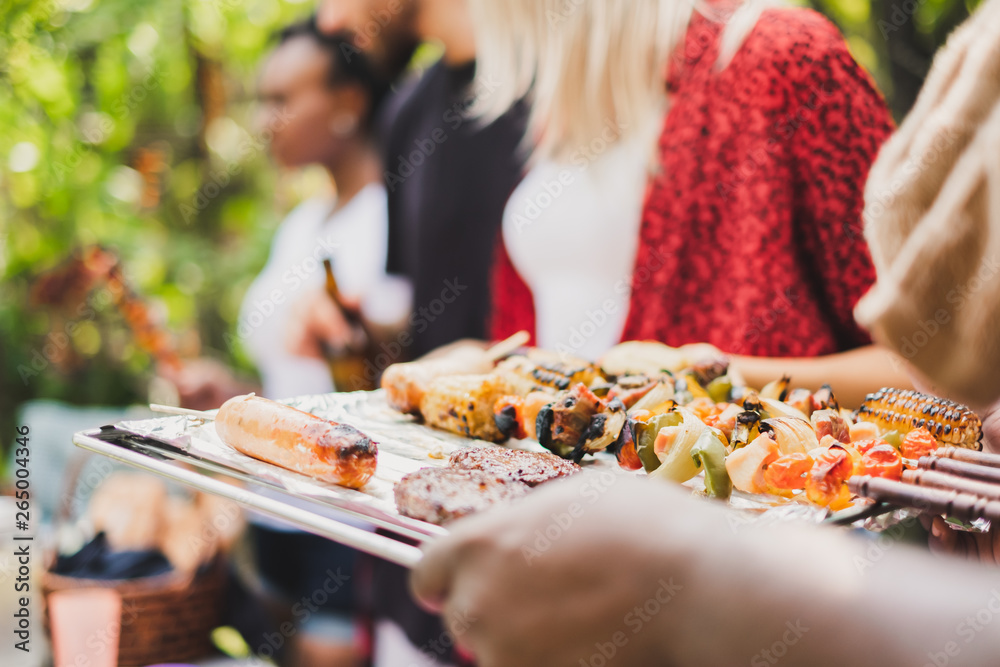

{"left": 494, "top": 355, "right": 602, "bottom": 392}
{"left": 420, "top": 374, "right": 515, "bottom": 442}
{"left": 857, "top": 388, "right": 982, "bottom": 450}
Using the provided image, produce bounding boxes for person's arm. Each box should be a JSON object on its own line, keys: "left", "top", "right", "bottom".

{"left": 731, "top": 344, "right": 913, "bottom": 408}
{"left": 412, "top": 475, "right": 1000, "bottom": 667}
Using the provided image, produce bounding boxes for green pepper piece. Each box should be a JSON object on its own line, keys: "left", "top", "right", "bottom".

{"left": 690, "top": 428, "right": 733, "bottom": 500}
{"left": 634, "top": 412, "right": 682, "bottom": 473}
{"left": 706, "top": 375, "right": 733, "bottom": 404}
{"left": 881, "top": 430, "right": 902, "bottom": 450}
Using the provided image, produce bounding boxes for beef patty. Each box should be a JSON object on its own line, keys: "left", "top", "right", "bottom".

{"left": 394, "top": 467, "right": 529, "bottom": 525}
{"left": 448, "top": 447, "right": 581, "bottom": 486}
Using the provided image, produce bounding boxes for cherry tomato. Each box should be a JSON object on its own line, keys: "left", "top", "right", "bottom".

{"left": 806, "top": 447, "right": 853, "bottom": 507}
{"left": 861, "top": 444, "right": 903, "bottom": 481}
{"left": 901, "top": 428, "right": 938, "bottom": 461}
{"left": 852, "top": 438, "right": 891, "bottom": 455}
{"left": 687, "top": 397, "right": 716, "bottom": 422}
{"left": 763, "top": 453, "right": 812, "bottom": 491}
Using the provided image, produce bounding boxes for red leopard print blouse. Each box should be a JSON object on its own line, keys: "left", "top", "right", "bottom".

{"left": 490, "top": 7, "right": 893, "bottom": 358}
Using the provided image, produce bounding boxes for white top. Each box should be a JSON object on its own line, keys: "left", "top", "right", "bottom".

{"left": 238, "top": 183, "right": 389, "bottom": 399}
{"left": 502, "top": 123, "right": 659, "bottom": 360}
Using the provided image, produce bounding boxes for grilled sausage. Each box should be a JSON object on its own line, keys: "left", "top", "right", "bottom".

{"left": 215, "top": 394, "right": 377, "bottom": 489}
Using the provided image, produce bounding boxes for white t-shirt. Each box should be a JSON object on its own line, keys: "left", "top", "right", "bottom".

{"left": 502, "top": 122, "right": 659, "bottom": 360}
{"left": 239, "top": 183, "right": 394, "bottom": 532}
{"left": 238, "top": 183, "right": 388, "bottom": 399}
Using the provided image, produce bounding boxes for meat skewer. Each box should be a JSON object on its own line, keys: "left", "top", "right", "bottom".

{"left": 380, "top": 331, "right": 529, "bottom": 414}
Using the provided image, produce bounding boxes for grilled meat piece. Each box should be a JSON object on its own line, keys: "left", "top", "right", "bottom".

{"left": 448, "top": 447, "right": 581, "bottom": 486}
{"left": 537, "top": 383, "right": 602, "bottom": 458}
{"left": 394, "top": 467, "right": 529, "bottom": 525}
{"left": 419, "top": 374, "right": 516, "bottom": 442}
{"left": 381, "top": 348, "right": 494, "bottom": 414}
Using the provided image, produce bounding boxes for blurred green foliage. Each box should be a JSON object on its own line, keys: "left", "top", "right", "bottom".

{"left": 0, "top": 0, "right": 321, "bottom": 449}
{"left": 0, "top": 0, "right": 987, "bottom": 454}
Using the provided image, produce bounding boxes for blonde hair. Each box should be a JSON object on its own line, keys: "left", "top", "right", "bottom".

{"left": 469, "top": 0, "right": 773, "bottom": 162}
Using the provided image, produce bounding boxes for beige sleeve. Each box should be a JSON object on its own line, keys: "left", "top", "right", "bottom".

{"left": 854, "top": 1, "right": 1000, "bottom": 407}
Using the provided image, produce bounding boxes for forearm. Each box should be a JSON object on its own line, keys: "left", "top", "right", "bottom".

{"left": 731, "top": 344, "right": 913, "bottom": 408}
{"left": 652, "top": 508, "right": 1000, "bottom": 666}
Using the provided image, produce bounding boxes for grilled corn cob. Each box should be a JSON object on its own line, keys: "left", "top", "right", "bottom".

{"left": 494, "top": 355, "right": 602, "bottom": 392}
{"left": 857, "top": 388, "right": 982, "bottom": 450}
{"left": 419, "top": 374, "right": 515, "bottom": 442}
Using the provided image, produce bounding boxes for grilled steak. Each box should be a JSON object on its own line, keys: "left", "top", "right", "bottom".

{"left": 448, "top": 447, "right": 581, "bottom": 486}
{"left": 394, "top": 467, "right": 529, "bottom": 525}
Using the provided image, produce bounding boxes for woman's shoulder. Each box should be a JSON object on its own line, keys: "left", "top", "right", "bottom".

{"left": 735, "top": 7, "right": 879, "bottom": 103}
{"left": 750, "top": 6, "right": 846, "bottom": 48}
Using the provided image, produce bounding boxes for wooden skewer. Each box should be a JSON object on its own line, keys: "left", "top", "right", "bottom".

{"left": 850, "top": 475, "right": 1000, "bottom": 523}
{"left": 902, "top": 469, "right": 1000, "bottom": 502}
{"left": 149, "top": 404, "right": 216, "bottom": 420}
{"left": 934, "top": 447, "right": 1000, "bottom": 469}
{"left": 485, "top": 330, "right": 530, "bottom": 363}
{"left": 917, "top": 456, "right": 1000, "bottom": 485}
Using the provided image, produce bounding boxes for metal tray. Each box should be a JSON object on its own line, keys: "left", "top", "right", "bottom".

{"left": 72, "top": 390, "right": 621, "bottom": 566}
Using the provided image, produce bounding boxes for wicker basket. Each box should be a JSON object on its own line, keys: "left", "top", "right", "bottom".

{"left": 42, "top": 555, "right": 227, "bottom": 666}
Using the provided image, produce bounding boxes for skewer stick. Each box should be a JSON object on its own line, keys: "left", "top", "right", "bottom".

{"left": 850, "top": 475, "right": 1000, "bottom": 523}
{"left": 485, "top": 330, "right": 530, "bottom": 363}
{"left": 918, "top": 456, "right": 1000, "bottom": 485}
{"left": 935, "top": 447, "right": 1000, "bottom": 469}
{"left": 149, "top": 404, "right": 216, "bottom": 420}
{"left": 902, "top": 469, "right": 1000, "bottom": 501}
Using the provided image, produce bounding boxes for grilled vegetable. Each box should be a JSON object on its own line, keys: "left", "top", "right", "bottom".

{"left": 785, "top": 388, "right": 813, "bottom": 418}
{"left": 420, "top": 374, "right": 515, "bottom": 442}
{"left": 690, "top": 429, "right": 732, "bottom": 499}
{"left": 688, "top": 357, "right": 730, "bottom": 387}
{"left": 494, "top": 354, "right": 601, "bottom": 393}
{"left": 571, "top": 399, "right": 627, "bottom": 462}
{"left": 730, "top": 409, "right": 762, "bottom": 450}
{"left": 726, "top": 433, "right": 780, "bottom": 494}
{"left": 648, "top": 408, "right": 707, "bottom": 483}
{"left": 760, "top": 375, "right": 791, "bottom": 401}
{"left": 494, "top": 395, "right": 526, "bottom": 440}
{"left": 810, "top": 409, "right": 850, "bottom": 444}
{"left": 805, "top": 446, "right": 853, "bottom": 508}
{"left": 857, "top": 388, "right": 982, "bottom": 450}
{"left": 634, "top": 412, "right": 683, "bottom": 473}
{"left": 674, "top": 373, "right": 710, "bottom": 405}
{"left": 607, "top": 376, "right": 657, "bottom": 409}
{"left": 760, "top": 397, "right": 810, "bottom": 421}
{"left": 706, "top": 375, "right": 733, "bottom": 404}
{"left": 900, "top": 427, "right": 938, "bottom": 460}
{"left": 760, "top": 417, "right": 821, "bottom": 455}
{"left": 763, "top": 453, "right": 812, "bottom": 493}
{"left": 614, "top": 420, "right": 643, "bottom": 471}
{"left": 628, "top": 380, "right": 675, "bottom": 416}
{"left": 811, "top": 384, "right": 839, "bottom": 412}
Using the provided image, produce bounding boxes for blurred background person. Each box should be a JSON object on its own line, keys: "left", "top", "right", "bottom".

{"left": 302, "top": 1, "right": 529, "bottom": 665}
{"left": 164, "top": 17, "right": 406, "bottom": 411}
{"left": 301, "top": 0, "right": 527, "bottom": 363}
{"left": 483, "top": 0, "right": 913, "bottom": 407}
{"left": 166, "top": 18, "right": 405, "bottom": 667}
